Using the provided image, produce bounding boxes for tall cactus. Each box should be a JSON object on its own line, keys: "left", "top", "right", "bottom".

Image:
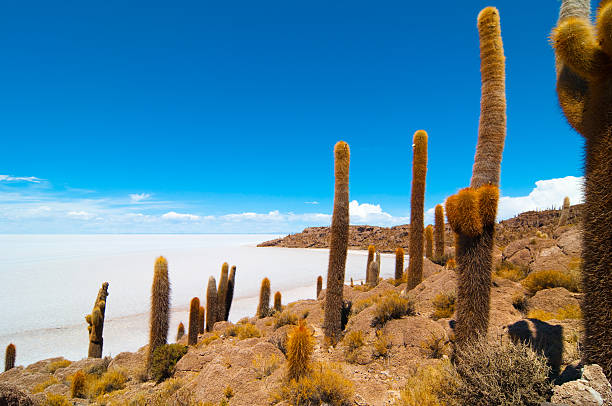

{"left": 434, "top": 204, "right": 445, "bottom": 259}
{"left": 558, "top": 196, "right": 571, "bottom": 226}
{"left": 148, "top": 257, "right": 170, "bottom": 368}
{"left": 323, "top": 141, "right": 350, "bottom": 342}
{"left": 445, "top": 7, "right": 505, "bottom": 349}
{"left": 217, "top": 263, "right": 229, "bottom": 322}
{"left": 316, "top": 275, "right": 323, "bottom": 299}
{"left": 198, "top": 306, "right": 205, "bottom": 334}
{"left": 395, "top": 247, "right": 404, "bottom": 281}
{"left": 367, "top": 260, "right": 379, "bottom": 288}
{"left": 188, "top": 297, "right": 199, "bottom": 345}
{"left": 85, "top": 282, "right": 109, "bottom": 358}
{"left": 424, "top": 225, "right": 434, "bottom": 259}
{"left": 257, "top": 277, "right": 271, "bottom": 318}
{"left": 375, "top": 251, "right": 381, "bottom": 275}
{"left": 407, "top": 130, "right": 428, "bottom": 290}
{"left": 274, "top": 291, "right": 282, "bottom": 313}
{"left": 286, "top": 321, "right": 314, "bottom": 381}
{"left": 4, "top": 344, "right": 15, "bottom": 371}
{"left": 224, "top": 265, "right": 236, "bottom": 321}
{"left": 176, "top": 322, "right": 185, "bottom": 342}
{"left": 552, "top": 0, "right": 612, "bottom": 377}
{"left": 206, "top": 276, "right": 217, "bottom": 332}
{"left": 365, "top": 245, "right": 375, "bottom": 284}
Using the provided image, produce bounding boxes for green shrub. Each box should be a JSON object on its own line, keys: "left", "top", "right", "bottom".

{"left": 521, "top": 269, "right": 581, "bottom": 295}
{"left": 371, "top": 292, "right": 415, "bottom": 327}
{"left": 41, "top": 394, "right": 71, "bottom": 406}
{"left": 431, "top": 292, "right": 456, "bottom": 320}
{"left": 150, "top": 343, "right": 188, "bottom": 382}
{"left": 46, "top": 359, "right": 71, "bottom": 373}
{"left": 274, "top": 310, "right": 298, "bottom": 329}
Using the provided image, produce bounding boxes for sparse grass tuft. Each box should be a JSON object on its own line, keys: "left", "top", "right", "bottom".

{"left": 372, "top": 330, "right": 391, "bottom": 359}
{"left": 70, "top": 370, "right": 87, "bottom": 398}
{"left": 197, "top": 332, "right": 220, "bottom": 347}
{"left": 420, "top": 334, "right": 448, "bottom": 359}
{"left": 494, "top": 260, "right": 527, "bottom": 282}
{"left": 274, "top": 310, "right": 298, "bottom": 329}
{"left": 431, "top": 292, "right": 455, "bottom": 320}
{"left": 521, "top": 269, "right": 581, "bottom": 295}
{"left": 41, "top": 394, "right": 72, "bottom": 406}
{"left": 46, "top": 359, "right": 71, "bottom": 373}
{"left": 225, "top": 323, "right": 261, "bottom": 340}
{"left": 371, "top": 292, "right": 415, "bottom": 327}
{"left": 33, "top": 376, "right": 59, "bottom": 393}
{"left": 527, "top": 304, "right": 582, "bottom": 321}
{"left": 252, "top": 354, "right": 281, "bottom": 380}
{"left": 397, "top": 363, "right": 449, "bottom": 406}
{"left": 343, "top": 331, "right": 365, "bottom": 363}
{"left": 90, "top": 370, "right": 127, "bottom": 396}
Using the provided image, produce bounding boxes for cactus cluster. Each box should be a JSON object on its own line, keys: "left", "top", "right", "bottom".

{"left": 257, "top": 277, "right": 271, "bottom": 318}
{"left": 407, "top": 130, "right": 428, "bottom": 290}
{"left": 5, "top": 343, "right": 15, "bottom": 371}
{"left": 188, "top": 297, "right": 200, "bottom": 345}
{"left": 148, "top": 257, "right": 170, "bottom": 369}
{"left": 552, "top": 0, "right": 612, "bottom": 377}
{"left": 86, "top": 282, "right": 109, "bottom": 358}
{"left": 434, "top": 204, "right": 445, "bottom": 259}
{"left": 323, "top": 141, "right": 350, "bottom": 343}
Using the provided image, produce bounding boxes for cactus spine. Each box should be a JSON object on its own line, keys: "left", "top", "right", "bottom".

{"left": 434, "top": 204, "right": 445, "bottom": 259}
{"left": 198, "top": 306, "right": 205, "bottom": 334}
{"left": 217, "top": 263, "right": 229, "bottom": 322}
{"left": 148, "top": 257, "right": 170, "bottom": 368}
{"left": 552, "top": 0, "right": 612, "bottom": 377}
{"left": 206, "top": 276, "right": 218, "bottom": 332}
{"left": 257, "top": 277, "right": 271, "bottom": 318}
{"left": 395, "top": 247, "right": 405, "bottom": 280}
{"left": 188, "top": 297, "right": 199, "bottom": 345}
{"left": 224, "top": 266, "right": 236, "bottom": 321}
{"left": 424, "top": 225, "right": 434, "bottom": 259}
{"left": 323, "top": 141, "right": 350, "bottom": 342}
{"left": 445, "top": 7, "right": 505, "bottom": 349}
{"left": 274, "top": 291, "right": 282, "bottom": 312}
{"left": 176, "top": 322, "right": 185, "bottom": 342}
{"left": 86, "top": 282, "right": 109, "bottom": 358}
{"left": 407, "top": 130, "right": 428, "bottom": 290}
{"left": 4, "top": 344, "right": 15, "bottom": 371}
{"left": 316, "top": 275, "right": 323, "bottom": 299}
{"left": 286, "top": 321, "right": 314, "bottom": 381}
{"left": 558, "top": 196, "right": 570, "bottom": 226}
{"left": 365, "top": 245, "right": 375, "bottom": 284}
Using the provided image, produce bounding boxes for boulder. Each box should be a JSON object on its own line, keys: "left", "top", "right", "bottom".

{"left": 551, "top": 364, "right": 612, "bottom": 406}
{"left": 0, "top": 384, "right": 34, "bottom": 406}
{"left": 528, "top": 287, "right": 581, "bottom": 314}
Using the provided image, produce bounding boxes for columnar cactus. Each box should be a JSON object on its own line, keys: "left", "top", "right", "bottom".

{"left": 375, "top": 251, "right": 381, "bottom": 275}
{"left": 148, "top": 257, "right": 170, "bottom": 368}
{"left": 217, "top": 263, "right": 229, "bottom": 322}
{"left": 407, "top": 130, "right": 428, "bottom": 290}
{"left": 206, "top": 276, "right": 218, "bottom": 332}
{"left": 4, "top": 344, "right": 15, "bottom": 371}
{"left": 558, "top": 196, "right": 570, "bottom": 226}
{"left": 434, "top": 204, "right": 445, "bottom": 259}
{"left": 395, "top": 247, "right": 404, "bottom": 281}
{"left": 198, "top": 306, "right": 205, "bottom": 334}
{"left": 176, "top": 322, "right": 185, "bottom": 342}
{"left": 367, "top": 260, "right": 379, "bottom": 288}
{"left": 323, "top": 141, "right": 350, "bottom": 342}
{"left": 424, "top": 225, "right": 434, "bottom": 259}
{"left": 445, "top": 7, "right": 505, "bottom": 349}
{"left": 552, "top": 0, "right": 612, "bottom": 377}
{"left": 274, "top": 291, "right": 282, "bottom": 313}
{"left": 224, "top": 266, "right": 236, "bottom": 321}
{"left": 366, "top": 245, "right": 375, "bottom": 284}
{"left": 257, "top": 277, "right": 271, "bottom": 318}
{"left": 286, "top": 321, "right": 314, "bottom": 381}
{"left": 188, "top": 297, "right": 199, "bottom": 345}
{"left": 86, "top": 282, "right": 109, "bottom": 358}
{"left": 316, "top": 275, "right": 323, "bottom": 299}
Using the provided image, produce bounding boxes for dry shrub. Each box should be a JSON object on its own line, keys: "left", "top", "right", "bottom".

{"left": 46, "top": 359, "right": 71, "bottom": 373}
{"left": 420, "top": 334, "right": 448, "bottom": 359}
{"left": 90, "top": 370, "right": 127, "bottom": 396}
{"left": 41, "top": 394, "right": 71, "bottom": 406}
{"left": 150, "top": 343, "right": 188, "bottom": 382}
{"left": 512, "top": 293, "right": 529, "bottom": 314}
{"left": 149, "top": 377, "right": 185, "bottom": 406}
{"left": 70, "top": 370, "right": 87, "bottom": 398}
{"left": 398, "top": 362, "right": 449, "bottom": 406}
{"left": 495, "top": 260, "right": 527, "bottom": 282}
{"left": 372, "top": 330, "right": 391, "bottom": 358}
{"left": 86, "top": 356, "right": 111, "bottom": 376}
{"left": 527, "top": 303, "right": 582, "bottom": 321}
{"left": 431, "top": 292, "right": 456, "bottom": 320}
{"left": 352, "top": 295, "right": 379, "bottom": 314}
{"left": 274, "top": 310, "right": 298, "bottom": 329}
{"left": 252, "top": 353, "right": 281, "bottom": 379}
{"left": 197, "top": 332, "right": 220, "bottom": 347}
{"left": 352, "top": 284, "right": 372, "bottom": 292}
{"left": 271, "top": 362, "right": 354, "bottom": 406}
{"left": 343, "top": 331, "right": 365, "bottom": 363}
{"left": 33, "top": 376, "right": 59, "bottom": 393}
{"left": 224, "top": 323, "right": 261, "bottom": 340}
{"left": 439, "top": 338, "right": 552, "bottom": 406}
{"left": 371, "top": 292, "right": 415, "bottom": 327}
{"left": 521, "top": 269, "right": 581, "bottom": 295}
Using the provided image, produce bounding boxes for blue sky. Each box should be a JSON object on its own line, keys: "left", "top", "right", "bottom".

{"left": 0, "top": 1, "right": 586, "bottom": 233}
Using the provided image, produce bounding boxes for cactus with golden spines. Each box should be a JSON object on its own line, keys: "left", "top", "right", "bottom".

{"left": 444, "top": 7, "right": 505, "bottom": 350}
{"left": 188, "top": 298, "right": 199, "bottom": 345}
{"left": 286, "top": 321, "right": 314, "bottom": 381}
{"left": 206, "top": 276, "right": 218, "bottom": 332}
{"left": 552, "top": 0, "right": 612, "bottom": 377}
{"left": 434, "top": 205, "right": 445, "bottom": 259}
{"left": 365, "top": 245, "right": 375, "bottom": 285}
{"left": 217, "top": 263, "right": 229, "bottom": 322}
{"left": 274, "top": 291, "right": 282, "bottom": 313}
{"left": 407, "top": 130, "right": 428, "bottom": 290}
{"left": 224, "top": 266, "right": 236, "bottom": 321}
{"left": 176, "top": 322, "right": 185, "bottom": 342}
{"left": 148, "top": 257, "right": 170, "bottom": 369}
{"left": 86, "top": 282, "right": 109, "bottom": 358}
{"left": 198, "top": 306, "right": 205, "bottom": 334}
{"left": 424, "top": 225, "right": 434, "bottom": 259}
{"left": 4, "top": 344, "right": 15, "bottom": 371}
{"left": 257, "top": 277, "right": 271, "bottom": 318}
{"left": 316, "top": 275, "right": 323, "bottom": 299}
{"left": 395, "top": 247, "right": 405, "bottom": 281}
{"left": 323, "top": 141, "right": 350, "bottom": 342}
{"left": 558, "top": 196, "right": 571, "bottom": 226}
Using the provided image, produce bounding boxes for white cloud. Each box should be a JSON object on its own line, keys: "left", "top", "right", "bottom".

{"left": 161, "top": 211, "right": 201, "bottom": 221}
{"left": 129, "top": 193, "right": 151, "bottom": 202}
{"left": 67, "top": 211, "right": 95, "bottom": 220}
{"left": 0, "top": 175, "right": 43, "bottom": 183}
{"left": 304, "top": 201, "right": 319, "bottom": 205}
{"left": 349, "top": 200, "right": 408, "bottom": 226}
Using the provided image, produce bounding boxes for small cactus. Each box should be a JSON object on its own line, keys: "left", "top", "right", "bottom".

{"left": 4, "top": 343, "right": 15, "bottom": 371}
{"left": 224, "top": 266, "right": 236, "bottom": 321}
{"left": 274, "top": 291, "right": 282, "bottom": 312}
{"left": 206, "top": 276, "right": 218, "bottom": 332}
{"left": 407, "top": 130, "right": 428, "bottom": 290}
{"left": 198, "top": 306, "right": 205, "bottom": 334}
{"left": 148, "top": 257, "right": 170, "bottom": 369}
{"left": 188, "top": 297, "right": 200, "bottom": 345}
{"left": 395, "top": 247, "right": 405, "bottom": 281}
{"left": 434, "top": 205, "right": 445, "bottom": 259}
{"left": 86, "top": 282, "right": 109, "bottom": 358}
{"left": 257, "top": 278, "right": 271, "bottom": 318}
{"left": 217, "top": 263, "right": 229, "bottom": 323}
{"left": 286, "top": 321, "right": 314, "bottom": 381}
{"left": 366, "top": 245, "right": 376, "bottom": 284}
{"left": 176, "top": 322, "right": 185, "bottom": 342}
{"left": 316, "top": 275, "right": 323, "bottom": 299}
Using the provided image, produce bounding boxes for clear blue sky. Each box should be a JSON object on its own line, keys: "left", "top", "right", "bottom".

{"left": 0, "top": 1, "right": 586, "bottom": 233}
